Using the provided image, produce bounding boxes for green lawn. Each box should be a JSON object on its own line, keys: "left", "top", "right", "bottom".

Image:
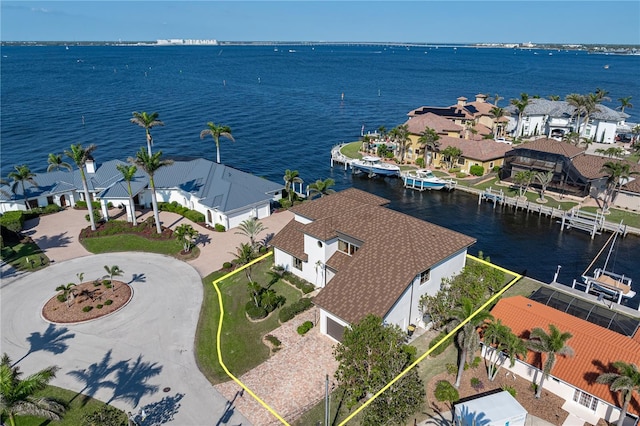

{"left": 0, "top": 240, "right": 50, "bottom": 271}
{"left": 339, "top": 141, "right": 363, "bottom": 160}
{"left": 81, "top": 234, "right": 184, "bottom": 256}
{"left": 4, "top": 385, "right": 126, "bottom": 426}
{"left": 581, "top": 206, "right": 640, "bottom": 228}
{"left": 195, "top": 259, "right": 306, "bottom": 384}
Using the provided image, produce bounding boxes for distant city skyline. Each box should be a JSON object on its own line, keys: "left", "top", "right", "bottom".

{"left": 2, "top": 1, "right": 639, "bottom": 45}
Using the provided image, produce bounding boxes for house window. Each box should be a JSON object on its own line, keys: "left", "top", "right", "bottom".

{"left": 293, "top": 257, "right": 303, "bottom": 270}
{"left": 338, "top": 240, "right": 359, "bottom": 256}
{"left": 419, "top": 269, "right": 431, "bottom": 285}
{"left": 573, "top": 389, "right": 598, "bottom": 411}
{"left": 489, "top": 162, "right": 494, "bottom": 169}
{"left": 457, "top": 158, "right": 465, "bottom": 166}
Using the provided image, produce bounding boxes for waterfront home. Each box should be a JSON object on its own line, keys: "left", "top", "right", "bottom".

{"left": 429, "top": 136, "right": 512, "bottom": 175}
{"left": 270, "top": 188, "right": 476, "bottom": 341}
{"left": 0, "top": 157, "right": 284, "bottom": 230}
{"left": 501, "top": 138, "right": 640, "bottom": 209}
{"left": 487, "top": 295, "right": 640, "bottom": 426}
{"left": 504, "top": 98, "right": 628, "bottom": 143}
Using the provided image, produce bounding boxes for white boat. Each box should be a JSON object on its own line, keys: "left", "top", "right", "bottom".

{"left": 350, "top": 156, "right": 400, "bottom": 177}
{"left": 581, "top": 229, "right": 635, "bottom": 302}
{"left": 402, "top": 169, "right": 454, "bottom": 191}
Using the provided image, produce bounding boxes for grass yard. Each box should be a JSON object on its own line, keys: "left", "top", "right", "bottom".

{"left": 339, "top": 141, "right": 363, "bottom": 160}
{"left": 195, "top": 259, "right": 307, "bottom": 384}
{"left": 81, "top": 234, "right": 184, "bottom": 256}
{"left": 3, "top": 385, "right": 126, "bottom": 426}
{"left": 0, "top": 239, "right": 50, "bottom": 271}
{"left": 581, "top": 206, "right": 640, "bottom": 228}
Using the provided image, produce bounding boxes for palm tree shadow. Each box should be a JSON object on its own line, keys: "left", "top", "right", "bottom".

{"left": 129, "top": 273, "right": 146, "bottom": 284}
{"left": 423, "top": 403, "right": 452, "bottom": 426}
{"left": 215, "top": 389, "right": 243, "bottom": 425}
{"left": 137, "top": 392, "right": 185, "bottom": 426}
{"left": 261, "top": 232, "right": 275, "bottom": 247}
{"left": 195, "top": 233, "right": 211, "bottom": 247}
{"left": 12, "top": 323, "right": 75, "bottom": 366}
{"left": 67, "top": 350, "right": 124, "bottom": 406}
{"left": 107, "top": 354, "right": 163, "bottom": 407}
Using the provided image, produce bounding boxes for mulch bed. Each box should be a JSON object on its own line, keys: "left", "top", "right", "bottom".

{"left": 42, "top": 280, "right": 131, "bottom": 323}
{"left": 427, "top": 367, "right": 570, "bottom": 425}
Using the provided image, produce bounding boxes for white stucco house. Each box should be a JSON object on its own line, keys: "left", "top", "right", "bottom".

{"left": 505, "top": 98, "right": 628, "bottom": 143}
{"left": 0, "top": 157, "right": 283, "bottom": 230}
{"left": 488, "top": 294, "right": 640, "bottom": 426}
{"left": 270, "top": 188, "right": 476, "bottom": 342}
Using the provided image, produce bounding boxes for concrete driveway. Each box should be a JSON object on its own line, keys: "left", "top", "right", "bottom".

{"left": 0, "top": 252, "right": 250, "bottom": 425}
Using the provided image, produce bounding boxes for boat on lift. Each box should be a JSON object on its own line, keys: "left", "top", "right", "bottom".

{"left": 401, "top": 169, "right": 455, "bottom": 191}
{"left": 350, "top": 156, "right": 400, "bottom": 177}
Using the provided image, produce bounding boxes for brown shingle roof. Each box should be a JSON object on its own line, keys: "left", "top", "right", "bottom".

{"left": 289, "top": 188, "right": 388, "bottom": 221}
{"left": 325, "top": 250, "right": 352, "bottom": 272}
{"left": 305, "top": 190, "right": 476, "bottom": 324}
{"left": 515, "top": 138, "right": 585, "bottom": 158}
{"left": 491, "top": 296, "right": 640, "bottom": 415}
{"left": 269, "top": 220, "right": 308, "bottom": 261}
{"left": 571, "top": 155, "right": 640, "bottom": 193}
{"left": 405, "top": 113, "right": 463, "bottom": 135}
{"left": 438, "top": 136, "right": 512, "bottom": 161}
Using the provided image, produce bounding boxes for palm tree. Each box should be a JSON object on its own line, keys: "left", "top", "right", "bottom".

{"left": 482, "top": 319, "right": 527, "bottom": 381}
{"left": 235, "top": 217, "right": 267, "bottom": 251}
{"left": 130, "top": 111, "right": 164, "bottom": 156}
{"left": 513, "top": 170, "right": 536, "bottom": 197}
{"left": 128, "top": 148, "right": 173, "bottom": 234}
{"left": 510, "top": 93, "right": 529, "bottom": 138}
{"left": 7, "top": 165, "right": 37, "bottom": 210}
{"left": 596, "top": 361, "right": 640, "bottom": 426}
{"left": 283, "top": 169, "right": 303, "bottom": 204}
{"left": 174, "top": 223, "right": 198, "bottom": 253}
{"left": 200, "top": 121, "right": 235, "bottom": 164}
{"left": 491, "top": 93, "right": 503, "bottom": 106}
{"left": 489, "top": 106, "right": 506, "bottom": 139}
{"left": 234, "top": 242, "right": 257, "bottom": 282}
{"left": 389, "top": 124, "right": 410, "bottom": 163}
{"left": 548, "top": 95, "right": 560, "bottom": 101}
{"left": 103, "top": 265, "right": 124, "bottom": 292}
{"left": 566, "top": 93, "right": 587, "bottom": 136}
{"left": 116, "top": 164, "right": 138, "bottom": 225}
{"left": 417, "top": 127, "right": 440, "bottom": 166}
{"left": 527, "top": 324, "right": 574, "bottom": 398}
{"left": 55, "top": 282, "right": 76, "bottom": 307}
{"left": 65, "top": 143, "right": 98, "bottom": 231}
{"left": 595, "top": 88, "right": 611, "bottom": 102}
{"left": 0, "top": 353, "right": 64, "bottom": 426}
{"left": 535, "top": 171, "right": 554, "bottom": 202}
{"left": 308, "top": 178, "right": 335, "bottom": 199}
{"left": 447, "top": 298, "right": 493, "bottom": 388}
{"left": 441, "top": 146, "right": 463, "bottom": 170}
{"left": 595, "top": 147, "right": 626, "bottom": 158}
{"left": 46, "top": 153, "right": 72, "bottom": 172}
{"left": 600, "top": 161, "right": 639, "bottom": 213}
{"left": 617, "top": 96, "right": 633, "bottom": 114}
{"left": 562, "top": 131, "right": 589, "bottom": 147}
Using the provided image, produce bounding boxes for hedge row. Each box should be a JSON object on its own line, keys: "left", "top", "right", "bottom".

{"left": 282, "top": 271, "right": 315, "bottom": 294}
{"left": 0, "top": 205, "right": 62, "bottom": 232}
{"left": 158, "top": 201, "right": 206, "bottom": 223}
{"left": 279, "top": 297, "right": 313, "bottom": 323}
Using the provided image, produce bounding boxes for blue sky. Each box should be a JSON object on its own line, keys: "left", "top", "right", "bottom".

{"left": 2, "top": 1, "right": 639, "bottom": 44}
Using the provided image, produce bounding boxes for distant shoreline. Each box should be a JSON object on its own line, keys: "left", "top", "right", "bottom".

{"left": 2, "top": 40, "right": 639, "bottom": 54}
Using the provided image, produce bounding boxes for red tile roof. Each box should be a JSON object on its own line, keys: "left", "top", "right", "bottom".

{"left": 491, "top": 296, "right": 640, "bottom": 414}
{"left": 438, "top": 136, "right": 512, "bottom": 161}
{"left": 405, "top": 113, "right": 463, "bottom": 135}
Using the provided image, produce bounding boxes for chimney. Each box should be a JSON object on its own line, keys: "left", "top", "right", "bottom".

{"left": 456, "top": 97, "right": 467, "bottom": 108}
{"left": 475, "top": 93, "right": 488, "bottom": 103}
{"left": 85, "top": 155, "right": 96, "bottom": 174}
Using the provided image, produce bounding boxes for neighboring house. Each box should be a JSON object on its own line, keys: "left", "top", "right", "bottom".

{"left": 270, "top": 188, "right": 476, "bottom": 341}
{"left": 504, "top": 98, "right": 628, "bottom": 143}
{"left": 501, "top": 138, "right": 640, "bottom": 207}
{"left": 431, "top": 136, "right": 512, "bottom": 175}
{"left": 488, "top": 294, "right": 640, "bottom": 426}
{"left": 0, "top": 157, "right": 284, "bottom": 230}
{"left": 404, "top": 113, "right": 463, "bottom": 162}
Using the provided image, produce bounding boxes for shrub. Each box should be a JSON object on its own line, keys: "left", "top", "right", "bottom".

{"left": 85, "top": 209, "right": 102, "bottom": 223}
{"left": 470, "top": 377, "right": 484, "bottom": 391}
{"left": 501, "top": 385, "right": 517, "bottom": 398}
{"left": 456, "top": 172, "right": 467, "bottom": 178}
{"left": 415, "top": 157, "right": 425, "bottom": 168}
{"left": 434, "top": 380, "right": 459, "bottom": 404}
{"left": 471, "top": 356, "right": 481, "bottom": 369}
{"left": 104, "top": 299, "right": 113, "bottom": 305}
{"left": 278, "top": 198, "right": 292, "bottom": 209}
{"left": 428, "top": 331, "right": 453, "bottom": 356}
{"left": 82, "top": 405, "right": 127, "bottom": 426}
{"left": 448, "top": 167, "right": 461, "bottom": 173}
{"left": 214, "top": 224, "right": 226, "bottom": 232}
{"left": 297, "top": 321, "right": 314, "bottom": 335}
{"left": 282, "top": 271, "right": 315, "bottom": 294}
{"left": 245, "top": 301, "right": 268, "bottom": 320}
{"left": 279, "top": 297, "right": 313, "bottom": 323}
{"left": 184, "top": 210, "right": 205, "bottom": 223}
{"left": 0, "top": 211, "right": 25, "bottom": 233}
{"left": 222, "top": 261, "right": 233, "bottom": 269}
{"left": 265, "top": 334, "right": 281, "bottom": 347}
{"left": 445, "top": 363, "right": 458, "bottom": 375}
{"left": 96, "top": 304, "right": 103, "bottom": 309}
{"left": 82, "top": 306, "right": 93, "bottom": 312}
{"left": 43, "top": 204, "right": 62, "bottom": 214}
{"left": 492, "top": 165, "right": 501, "bottom": 173}
{"left": 469, "top": 165, "right": 484, "bottom": 176}
{"left": 57, "top": 294, "right": 67, "bottom": 303}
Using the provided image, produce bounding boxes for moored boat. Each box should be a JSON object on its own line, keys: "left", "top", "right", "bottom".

{"left": 350, "top": 156, "right": 400, "bottom": 177}
{"left": 402, "top": 169, "right": 455, "bottom": 191}
{"left": 582, "top": 268, "right": 635, "bottom": 301}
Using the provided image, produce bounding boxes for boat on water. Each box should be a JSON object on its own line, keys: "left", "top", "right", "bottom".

{"left": 581, "top": 229, "right": 635, "bottom": 302}
{"left": 402, "top": 169, "right": 454, "bottom": 191}
{"left": 350, "top": 156, "right": 400, "bottom": 177}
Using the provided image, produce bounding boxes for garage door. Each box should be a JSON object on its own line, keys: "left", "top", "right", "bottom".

{"left": 326, "top": 317, "right": 345, "bottom": 342}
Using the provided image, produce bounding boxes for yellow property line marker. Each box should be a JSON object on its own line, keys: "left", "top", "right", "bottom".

{"left": 213, "top": 251, "right": 522, "bottom": 426}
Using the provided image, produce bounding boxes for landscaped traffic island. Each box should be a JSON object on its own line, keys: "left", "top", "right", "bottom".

{"left": 42, "top": 280, "right": 131, "bottom": 323}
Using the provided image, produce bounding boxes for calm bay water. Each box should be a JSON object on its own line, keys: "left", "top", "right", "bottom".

{"left": 1, "top": 44, "right": 639, "bottom": 304}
